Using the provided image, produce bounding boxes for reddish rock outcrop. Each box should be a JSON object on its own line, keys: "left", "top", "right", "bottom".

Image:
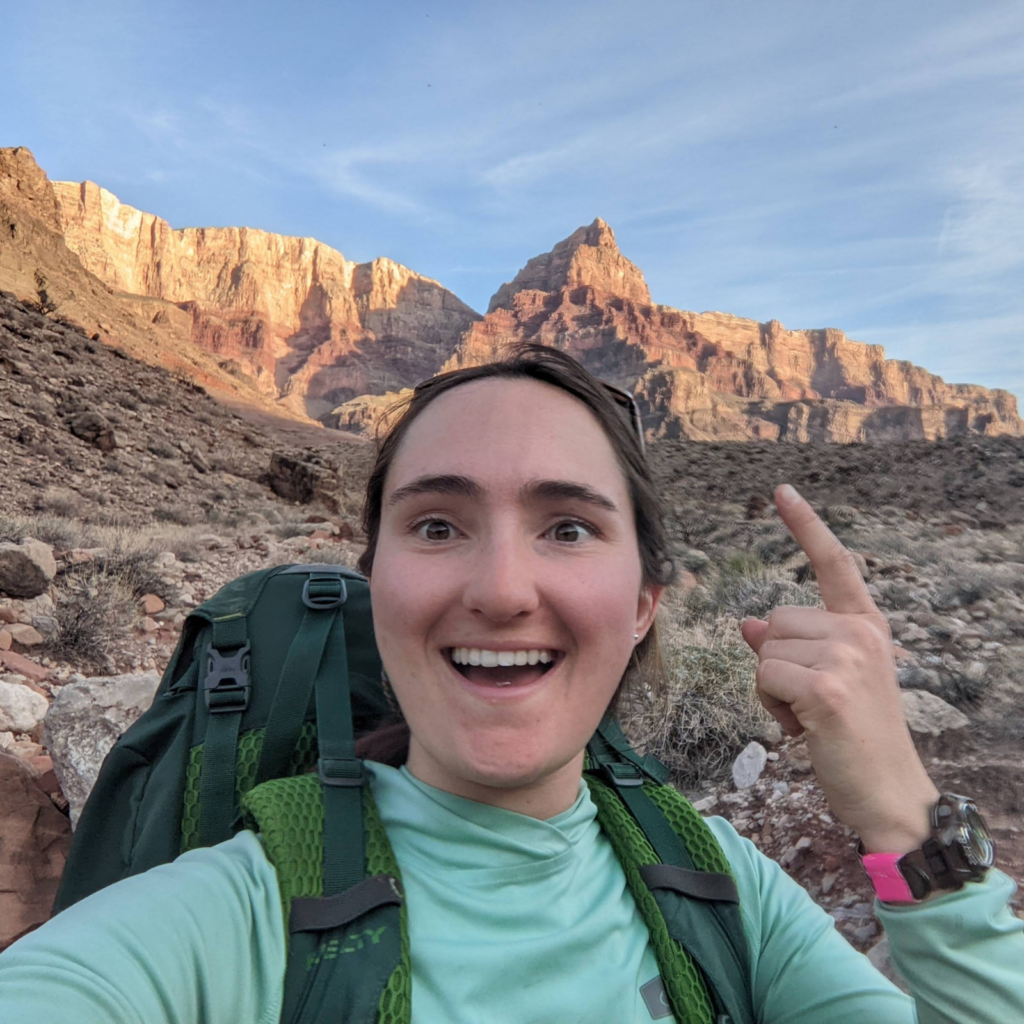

{"left": 0, "top": 752, "right": 71, "bottom": 950}
{"left": 442, "top": 220, "right": 1022, "bottom": 442}
{"left": 52, "top": 180, "right": 480, "bottom": 420}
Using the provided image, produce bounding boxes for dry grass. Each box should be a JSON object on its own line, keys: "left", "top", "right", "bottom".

{"left": 622, "top": 596, "right": 775, "bottom": 787}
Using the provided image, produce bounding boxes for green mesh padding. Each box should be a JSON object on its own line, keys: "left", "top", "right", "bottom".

{"left": 181, "top": 722, "right": 319, "bottom": 852}
{"left": 587, "top": 777, "right": 717, "bottom": 1024}
{"left": 241, "top": 773, "right": 412, "bottom": 1024}
{"left": 645, "top": 783, "right": 733, "bottom": 876}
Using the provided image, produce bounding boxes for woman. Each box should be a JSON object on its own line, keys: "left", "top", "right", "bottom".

{"left": 1, "top": 343, "right": 1021, "bottom": 1023}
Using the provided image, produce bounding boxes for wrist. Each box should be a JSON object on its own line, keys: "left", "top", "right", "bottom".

{"left": 856, "top": 784, "right": 940, "bottom": 856}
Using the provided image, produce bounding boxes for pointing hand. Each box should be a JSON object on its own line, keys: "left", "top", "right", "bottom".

{"left": 740, "top": 485, "right": 939, "bottom": 855}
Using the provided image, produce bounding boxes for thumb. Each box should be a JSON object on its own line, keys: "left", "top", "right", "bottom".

{"left": 740, "top": 617, "right": 770, "bottom": 654}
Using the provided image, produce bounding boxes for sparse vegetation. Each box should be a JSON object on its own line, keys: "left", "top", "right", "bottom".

{"left": 623, "top": 610, "right": 774, "bottom": 786}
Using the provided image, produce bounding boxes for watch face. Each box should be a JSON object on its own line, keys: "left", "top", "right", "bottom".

{"left": 961, "top": 805, "right": 995, "bottom": 869}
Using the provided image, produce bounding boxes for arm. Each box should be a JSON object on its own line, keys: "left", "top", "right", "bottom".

{"left": 0, "top": 830, "right": 286, "bottom": 1024}
{"left": 877, "top": 868, "right": 1024, "bottom": 1024}
{"left": 707, "top": 816, "right": 917, "bottom": 1024}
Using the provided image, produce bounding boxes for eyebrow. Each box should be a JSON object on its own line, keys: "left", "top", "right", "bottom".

{"left": 386, "top": 474, "right": 620, "bottom": 514}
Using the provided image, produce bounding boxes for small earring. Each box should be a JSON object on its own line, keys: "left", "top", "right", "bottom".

{"left": 633, "top": 633, "right": 640, "bottom": 643}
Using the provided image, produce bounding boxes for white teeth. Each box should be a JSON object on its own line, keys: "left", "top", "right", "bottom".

{"left": 449, "top": 647, "right": 559, "bottom": 666}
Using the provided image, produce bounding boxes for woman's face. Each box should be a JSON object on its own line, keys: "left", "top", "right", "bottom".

{"left": 368, "top": 377, "right": 661, "bottom": 812}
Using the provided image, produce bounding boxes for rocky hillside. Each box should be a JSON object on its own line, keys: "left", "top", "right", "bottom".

{"left": 441, "top": 219, "right": 1023, "bottom": 442}
{"left": 3, "top": 147, "right": 1019, "bottom": 444}
{"left": 52, "top": 179, "right": 480, "bottom": 421}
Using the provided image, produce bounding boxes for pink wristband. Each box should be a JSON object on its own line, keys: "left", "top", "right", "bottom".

{"left": 860, "top": 852, "right": 917, "bottom": 903}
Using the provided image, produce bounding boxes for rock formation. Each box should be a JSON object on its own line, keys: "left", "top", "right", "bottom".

{"left": 51, "top": 180, "right": 480, "bottom": 420}
{"left": 2, "top": 147, "right": 1019, "bottom": 441}
{"left": 443, "top": 219, "right": 1022, "bottom": 442}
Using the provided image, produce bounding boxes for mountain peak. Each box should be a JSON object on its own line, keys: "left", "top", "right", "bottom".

{"left": 488, "top": 218, "right": 651, "bottom": 312}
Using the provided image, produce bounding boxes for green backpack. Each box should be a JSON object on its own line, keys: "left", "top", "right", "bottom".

{"left": 54, "top": 562, "right": 754, "bottom": 1024}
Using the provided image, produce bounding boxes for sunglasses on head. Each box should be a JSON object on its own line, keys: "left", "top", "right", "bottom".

{"left": 412, "top": 371, "right": 645, "bottom": 455}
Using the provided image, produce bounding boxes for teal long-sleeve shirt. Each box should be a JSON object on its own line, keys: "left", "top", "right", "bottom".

{"left": 1, "top": 761, "right": 1022, "bottom": 1023}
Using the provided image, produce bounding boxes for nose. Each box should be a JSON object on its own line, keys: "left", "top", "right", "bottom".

{"left": 460, "top": 518, "right": 541, "bottom": 623}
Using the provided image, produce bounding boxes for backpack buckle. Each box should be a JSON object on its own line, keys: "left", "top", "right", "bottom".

{"left": 302, "top": 573, "right": 346, "bottom": 610}
{"left": 318, "top": 757, "right": 363, "bottom": 787}
{"left": 204, "top": 642, "right": 251, "bottom": 714}
{"left": 600, "top": 758, "right": 644, "bottom": 788}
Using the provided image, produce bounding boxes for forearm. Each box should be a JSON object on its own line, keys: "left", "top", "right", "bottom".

{"left": 877, "top": 868, "right": 1024, "bottom": 1024}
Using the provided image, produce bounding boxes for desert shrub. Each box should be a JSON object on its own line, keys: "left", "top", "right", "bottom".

{"left": 937, "top": 672, "right": 986, "bottom": 710}
{"left": 33, "top": 487, "right": 83, "bottom": 519}
{"left": 43, "top": 576, "right": 136, "bottom": 671}
{"left": 685, "top": 552, "right": 820, "bottom": 621}
{"left": 0, "top": 512, "right": 96, "bottom": 551}
{"left": 622, "top": 617, "right": 773, "bottom": 787}
{"left": 673, "top": 503, "right": 725, "bottom": 549}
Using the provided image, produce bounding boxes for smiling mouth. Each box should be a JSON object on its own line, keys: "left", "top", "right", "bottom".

{"left": 444, "top": 649, "right": 562, "bottom": 688}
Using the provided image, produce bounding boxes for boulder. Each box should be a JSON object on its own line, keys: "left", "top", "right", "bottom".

{"left": 0, "top": 752, "right": 72, "bottom": 950}
{"left": 0, "top": 678, "right": 49, "bottom": 733}
{"left": 0, "top": 538, "right": 57, "bottom": 599}
{"left": 7, "top": 623, "right": 43, "bottom": 647}
{"left": 67, "top": 410, "right": 120, "bottom": 451}
{"left": 43, "top": 671, "right": 160, "bottom": 826}
{"left": 900, "top": 689, "right": 970, "bottom": 738}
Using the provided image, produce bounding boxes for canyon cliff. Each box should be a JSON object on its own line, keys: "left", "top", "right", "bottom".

{"left": 51, "top": 179, "right": 480, "bottom": 420}
{"left": 441, "top": 219, "right": 1022, "bottom": 442}
{"left": 1, "top": 147, "right": 1019, "bottom": 442}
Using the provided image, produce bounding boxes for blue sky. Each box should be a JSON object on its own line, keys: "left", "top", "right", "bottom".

{"left": 5, "top": 0, "right": 1023, "bottom": 406}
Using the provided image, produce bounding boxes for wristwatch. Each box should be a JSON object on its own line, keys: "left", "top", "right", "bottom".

{"left": 859, "top": 793, "right": 995, "bottom": 903}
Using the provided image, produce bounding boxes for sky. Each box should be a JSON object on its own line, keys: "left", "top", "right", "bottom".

{"left": 4, "top": 0, "right": 1023, "bottom": 406}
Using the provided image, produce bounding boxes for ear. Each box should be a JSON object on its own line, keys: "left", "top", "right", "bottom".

{"left": 636, "top": 584, "right": 664, "bottom": 638}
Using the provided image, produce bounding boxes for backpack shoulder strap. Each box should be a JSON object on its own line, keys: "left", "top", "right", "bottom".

{"left": 587, "top": 773, "right": 755, "bottom": 1024}
{"left": 243, "top": 772, "right": 411, "bottom": 1024}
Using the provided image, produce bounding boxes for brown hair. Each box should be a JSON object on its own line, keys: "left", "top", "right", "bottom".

{"left": 354, "top": 342, "right": 678, "bottom": 765}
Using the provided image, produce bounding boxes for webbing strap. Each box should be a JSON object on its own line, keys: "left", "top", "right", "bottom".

{"left": 313, "top": 606, "right": 364, "bottom": 896}
{"left": 588, "top": 727, "right": 695, "bottom": 869}
{"left": 254, "top": 591, "right": 342, "bottom": 786}
{"left": 199, "top": 614, "right": 249, "bottom": 847}
{"left": 289, "top": 875, "right": 403, "bottom": 933}
{"left": 640, "top": 864, "right": 740, "bottom": 904}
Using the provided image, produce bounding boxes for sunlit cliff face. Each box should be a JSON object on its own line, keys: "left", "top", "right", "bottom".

{"left": 367, "top": 377, "right": 660, "bottom": 815}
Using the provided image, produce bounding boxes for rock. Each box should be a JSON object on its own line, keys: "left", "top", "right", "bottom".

{"left": 898, "top": 624, "right": 929, "bottom": 644}
{"left": 30, "top": 614, "right": 59, "bottom": 638}
{"left": 821, "top": 872, "right": 838, "bottom": 895}
{"left": 141, "top": 593, "right": 165, "bottom": 615}
{"left": 0, "top": 752, "right": 72, "bottom": 951}
{"left": 692, "top": 794, "right": 718, "bottom": 813}
{"left": 0, "top": 678, "right": 49, "bottom": 733}
{"left": 897, "top": 663, "right": 941, "bottom": 692}
{"left": 7, "top": 622, "right": 44, "bottom": 647}
{"left": 965, "top": 661, "right": 987, "bottom": 682}
{"left": 0, "top": 606, "right": 17, "bottom": 624}
{"left": 140, "top": 616, "right": 159, "bottom": 633}
{"left": 0, "top": 650, "right": 49, "bottom": 682}
{"left": 900, "top": 689, "right": 970, "bottom": 737}
{"left": 43, "top": 671, "right": 160, "bottom": 825}
{"left": 732, "top": 741, "right": 768, "bottom": 789}
{"left": 0, "top": 628, "right": 10, "bottom": 651}
{"left": 67, "top": 410, "right": 119, "bottom": 451}
{"left": 0, "top": 538, "right": 57, "bottom": 599}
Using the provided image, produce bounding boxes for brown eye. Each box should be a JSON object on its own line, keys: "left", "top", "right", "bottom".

{"left": 552, "top": 520, "right": 594, "bottom": 543}
{"left": 414, "top": 519, "right": 455, "bottom": 541}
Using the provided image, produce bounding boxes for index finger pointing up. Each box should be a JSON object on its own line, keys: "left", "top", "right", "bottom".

{"left": 774, "top": 484, "right": 877, "bottom": 615}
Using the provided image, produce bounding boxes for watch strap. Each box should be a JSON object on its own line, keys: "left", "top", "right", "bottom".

{"left": 860, "top": 851, "right": 918, "bottom": 903}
